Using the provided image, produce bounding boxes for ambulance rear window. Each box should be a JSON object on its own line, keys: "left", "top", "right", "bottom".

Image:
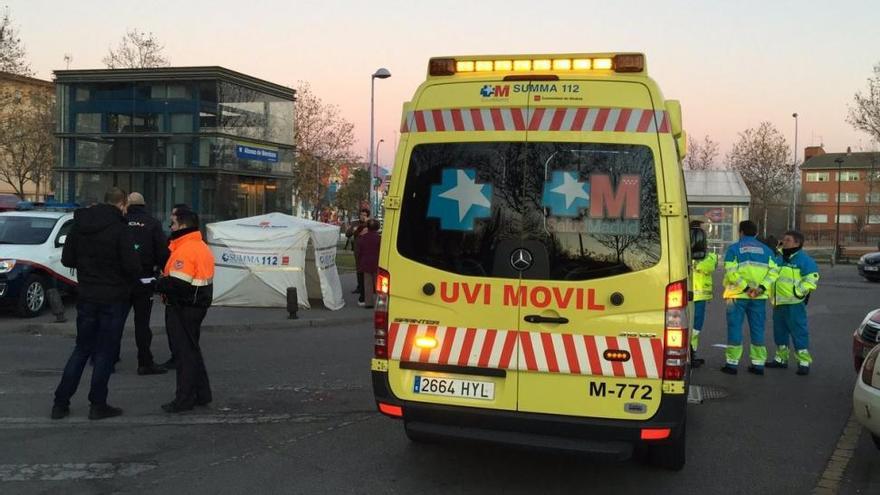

{"left": 396, "top": 142, "right": 660, "bottom": 280}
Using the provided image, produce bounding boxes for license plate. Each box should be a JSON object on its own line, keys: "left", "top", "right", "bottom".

{"left": 864, "top": 266, "right": 879, "bottom": 272}
{"left": 413, "top": 376, "right": 495, "bottom": 400}
{"left": 587, "top": 380, "right": 655, "bottom": 401}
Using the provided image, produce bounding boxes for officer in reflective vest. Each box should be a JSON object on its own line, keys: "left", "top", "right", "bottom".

{"left": 721, "top": 220, "right": 780, "bottom": 375}
{"left": 690, "top": 220, "right": 717, "bottom": 368}
{"left": 766, "top": 230, "right": 819, "bottom": 375}
{"left": 155, "top": 209, "right": 215, "bottom": 412}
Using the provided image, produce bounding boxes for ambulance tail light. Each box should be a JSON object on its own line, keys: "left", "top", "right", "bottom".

{"left": 377, "top": 402, "right": 403, "bottom": 418}
{"left": 373, "top": 268, "right": 391, "bottom": 359}
{"left": 663, "top": 280, "right": 689, "bottom": 381}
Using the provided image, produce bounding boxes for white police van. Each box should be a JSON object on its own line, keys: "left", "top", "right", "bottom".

{"left": 0, "top": 210, "right": 77, "bottom": 317}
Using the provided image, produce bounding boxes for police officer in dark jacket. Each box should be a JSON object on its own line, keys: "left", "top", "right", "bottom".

{"left": 125, "top": 192, "right": 170, "bottom": 375}
{"left": 52, "top": 187, "right": 141, "bottom": 421}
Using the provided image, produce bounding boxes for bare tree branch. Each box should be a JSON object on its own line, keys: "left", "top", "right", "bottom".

{"left": 294, "top": 81, "right": 357, "bottom": 218}
{"left": 103, "top": 29, "right": 170, "bottom": 69}
{"left": 683, "top": 135, "right": 719, "bottom": 170}
{"left": 0, "top": 89, "right": 54, "bottom": 198}
{"left": 0, "top": 6, "right": 33, "bottom": 76}
{"left": 726, "top": 122, "right": 793, "bottom": 225}
{"left": 848, "top": 62, "right": 880, "bottom": 144}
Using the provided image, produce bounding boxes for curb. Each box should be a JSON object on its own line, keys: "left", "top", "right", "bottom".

{"left": 11, "top": 314, "right": 373, "bottom": 338}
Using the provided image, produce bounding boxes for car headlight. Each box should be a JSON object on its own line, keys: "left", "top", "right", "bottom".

{"left": 860, "top": 254, "right": 868, "bottom": 263}
{"left": 858, "top": 309, "right": 880, "bottom": 336}
{"left": 0, "top": 260, "right": 15, "bottom": 273}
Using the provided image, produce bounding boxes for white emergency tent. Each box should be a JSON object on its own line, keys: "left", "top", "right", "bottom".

{"left": 207, "top": 213, "right": 344, "bottom": 310}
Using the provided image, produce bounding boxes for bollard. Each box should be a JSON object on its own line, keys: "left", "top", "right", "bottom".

{"left": 286, "top": 287, "right": 299, "bottom": 319}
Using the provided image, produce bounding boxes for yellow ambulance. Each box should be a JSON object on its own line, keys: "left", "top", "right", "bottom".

{"left": 371, "top": 53, "right": 694, "bottom": 470}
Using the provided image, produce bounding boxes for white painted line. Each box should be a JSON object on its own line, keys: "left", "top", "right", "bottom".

{"left": 0, "top": 413, "right": 325, "bottom": 429}
{"left": 0, "top": 462, "right": 156, "bottom": 481}
{"left": 711, "top": 344, "right": 729, "bottom": 349}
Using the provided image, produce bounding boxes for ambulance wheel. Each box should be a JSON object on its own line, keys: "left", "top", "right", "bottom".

{"left": 647, "top": 424, "right": 686, "bottom": 471}
{"left": 17, "top": 274, "right": 47, "bottom": 318}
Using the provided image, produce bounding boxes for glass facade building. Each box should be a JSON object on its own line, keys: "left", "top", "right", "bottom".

{"left": 54, "top": 67, "right": 295, "bottom": 225}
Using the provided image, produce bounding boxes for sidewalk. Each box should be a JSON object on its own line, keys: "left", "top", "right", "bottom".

{"left": 2, "top": 272, "right": 373, "bottom": 337}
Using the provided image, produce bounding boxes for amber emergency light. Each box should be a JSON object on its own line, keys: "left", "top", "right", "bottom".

{"left": 429, "top": 53, "right": 645, "bottom": 76}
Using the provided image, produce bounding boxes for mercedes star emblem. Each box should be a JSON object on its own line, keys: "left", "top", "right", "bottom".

{"left": 510, "top": 248, "right": 533, "bottom": 271}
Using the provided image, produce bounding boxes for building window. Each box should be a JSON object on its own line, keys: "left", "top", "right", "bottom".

{"left": 75, "top": 113, "right": 101, "bottom": 133}
{"left": 170, "top": 113, "right": 194, "bottom": 133}
{"left": 836, "top": 171, "right": 861, "bottom": 182}
{"left": 806, "top": 172, "right": 830, "bottom": 182}
{"left": 869, "top": 215, "right": 880, "bottom": 225}
{"left": 805, "top": 193, "right": 828, "bottom": 203}
{"left": 835, "top": 214, "right": 858, "bottom": 224}
{"left": 805, "top": 214, "right": 828, "bottom": 223}
{"left": 868, "top": 192, "right": 880, "bottom": 203}
{"left": 836, "top": 192, "right": 859, "bottom": 203}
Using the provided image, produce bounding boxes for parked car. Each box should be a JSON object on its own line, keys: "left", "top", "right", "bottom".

{"left": 853, "top": 309, "right": 880, "bottom": 372}
{"left": 858, "top": 252, "right": 880, "bottom": 282}
{"left": 0, "top": 194, "right": 20, "bottom": 212}
{"left": 853, "top": 345, "right": 880, "bottom": 450}
{"left": 0, "top": 211, "right": 77, "bottom": 317}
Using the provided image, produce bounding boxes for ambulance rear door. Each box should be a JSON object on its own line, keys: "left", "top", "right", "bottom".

{"left": 384, "top": 79, "right": 531, "bottom": 412}
{"left": 515, "top": 78, "right": 669, "bottom": 420}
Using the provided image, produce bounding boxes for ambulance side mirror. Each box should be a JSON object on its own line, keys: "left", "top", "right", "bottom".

{"left": 690, "top": 227, "right": 707, "bottom": 261}
{"left": 666, "top": 100, "right": 687, "bottom": 161}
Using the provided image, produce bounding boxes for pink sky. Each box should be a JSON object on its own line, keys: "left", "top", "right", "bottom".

{"left": 13, "top": 0, "right": 879, "bottom": 167}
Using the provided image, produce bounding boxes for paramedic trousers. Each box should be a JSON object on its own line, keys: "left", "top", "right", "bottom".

{"left": 165, "top": 305, "right": 212, "bottom": 407}
{"left": 54, "top": 302, "right": 128, "bottom": 406}
{"left": 725, "top": 298, "right": 768, "bottom": 366}
{"left": 772, "top": 303, "right": 812, "bottom": 366}
{"left": 691, "top": 300, "right": 708, "bottom": 351}
{"left": 128, "top": 284, "right": 156, "bottom": 367}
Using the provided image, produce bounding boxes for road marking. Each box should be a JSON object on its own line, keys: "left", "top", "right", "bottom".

{"left": 0, "top": 462, "right": 156, "bottom": 481}
{"left": 0, "top": 413, "right": 326, "bottom": 429}
{"left": 813, "top": 412, "right": 861, "bottom": 495}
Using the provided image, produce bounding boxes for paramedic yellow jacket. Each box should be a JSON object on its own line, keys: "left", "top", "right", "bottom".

{"left": 722, "top": 236, "right": 779, "bottom": 299}
{"left": 692, "top": 252, "right": 717, "bottom": 302}
{"left": 772, "top": 249, "right": 819, "bottom": 306}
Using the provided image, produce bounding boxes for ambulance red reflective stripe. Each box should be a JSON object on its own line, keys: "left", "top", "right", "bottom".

{"left": 497, "top": 331, "right": 517, "bottom": 369}
{"left": 561, "top": 333, "right": 581, "bottom": 374}
{"left": 437, "top": 326, "right": 456, "bottom": 364}
{"left": 541, "top": 332, "right": 560, "bottom": 373}
{"left": 457, "top": 328, "right": 476, "bottom": 366}
{"left": 519, "top": 332, "right": 539, "bottom": 371}
{"left": 477, "top": 329, "right": 497, "bottom": 368}
{"left": 418, "top": 325, "right": 437, "bottom": 362}
{"left": 628, "top": 336, "right": 648, "bottom": 378}
{"left": 402, "top": 107, "right": 670, "bottom": 133}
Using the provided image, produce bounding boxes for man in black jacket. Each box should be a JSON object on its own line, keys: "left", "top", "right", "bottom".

{"left": 52, "top": 187, "right": 141, "bottom": 421}
{"left": 125, "top": 192, "right": 170, "bottom": 375}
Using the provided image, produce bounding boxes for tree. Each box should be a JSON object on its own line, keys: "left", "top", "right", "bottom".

{"left": 334, "top": 168, "right": 370, "bottom": 221}
{"left": 848, "top": 61, "right": 880, "bottom": 144}
{"left": 0, "top": 89, "right": 54, "bottom": 199}
{"left": 683, "top": 135, "right": 719, "bottom": 170}
{"left": 103, "top": 29, "right": 170, "bottom": 69}
{"left": 294, "top": 81, "right": 357, "bottom": 219}
{"left": 0, "top": 6, "right": 33, "bottom": 76}
{"left": 726, "top": 122, "right": 793, "bottom": 235}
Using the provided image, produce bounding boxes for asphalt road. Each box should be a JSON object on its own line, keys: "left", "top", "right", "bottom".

{"left": 0, "top": 264, "right": 878, "bottom": 494}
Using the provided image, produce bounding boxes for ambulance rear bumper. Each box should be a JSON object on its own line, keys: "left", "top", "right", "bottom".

{"left": 372, "top": 370, "right": 686, "bottom": 458}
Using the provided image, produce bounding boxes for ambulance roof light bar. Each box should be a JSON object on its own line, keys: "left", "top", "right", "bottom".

{"left": 429, "top": 53, "right": 645, "bottom": 76}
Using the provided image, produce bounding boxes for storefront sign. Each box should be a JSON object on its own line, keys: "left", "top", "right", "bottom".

{"left": 236, "top": 144, "right": 279, "bottom": 163}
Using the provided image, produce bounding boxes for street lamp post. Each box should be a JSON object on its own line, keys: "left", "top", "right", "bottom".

{"left": 369, "top": 68, "right": 391, "bottom": 216}
{"left": 791, "top": 112, "right": 798, "bottom": 229}
{"left": 834, "top": 146, "right": 852, "bottom": 264}
{"left": 375, "top": 138, "right": 384, "bottom": 215}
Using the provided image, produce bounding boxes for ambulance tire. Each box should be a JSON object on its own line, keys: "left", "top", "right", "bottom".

{"left": 646, "top": 423, "right": 686, "bottom": 471}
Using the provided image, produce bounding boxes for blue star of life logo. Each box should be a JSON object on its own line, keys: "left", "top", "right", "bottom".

{"left": 542, "top": 171, "right": 590, "bottom": 217}
{"left": 427, "top": 168, "right": 493, "bottom": 231}
{"left": 480, "top": 84, "right": 495, "bottom": 97}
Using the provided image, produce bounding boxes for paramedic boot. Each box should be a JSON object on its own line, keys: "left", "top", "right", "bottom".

{"left": 691, "top": 347, "right": 705, "bottom": 368}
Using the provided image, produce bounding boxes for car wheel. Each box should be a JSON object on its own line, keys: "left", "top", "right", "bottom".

{"left": 16, "top": 275, "right": 47, "bottom": 318}
{"left": 872, "top": 434, "right": 880, "bottom": 450}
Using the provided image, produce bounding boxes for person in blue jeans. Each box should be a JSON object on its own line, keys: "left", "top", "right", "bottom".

{"left": 52, "top": 187, "right": 141, "bottom": 420}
